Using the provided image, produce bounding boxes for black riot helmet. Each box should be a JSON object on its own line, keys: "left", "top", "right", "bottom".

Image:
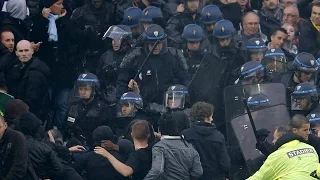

{"left": 165, "top": 85, "right": 189, "bottom": 110}
{"left": 247, "top": 93, "right": 271, "bottom": 111}
{"left": 74, "top": 73, "right": 100, "bottom": 99}
{"left": 307, "top": 113, "right": 320, "bottom": 136}
{"left": 291, "top": 82, "right": 319, "bottom": 111}
{"left": 119, "top": 92, "right": 143, "bottom": 117}
{"left": 261, "top": 48, "right": 287, "bottom": 77}
{"left": 293, "top": 52, "right": 319, "bottom": 73}
{"left": 237, "top": 61, "right": 266, "bottom": 85}
{"left": 246, "top": 38, "right": 267, "bottom": 62}
{"left": 143, "top": 24, "right": 167, "bottom": 44}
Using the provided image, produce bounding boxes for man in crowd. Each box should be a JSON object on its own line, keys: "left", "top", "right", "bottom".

{"left": 283, "top": 5, "right": 300, "bottom": 29}
{"left": 267, "top": 28, "right": 288, "bottom": 49}
{"left": 258, "top": 0, "right": 283, "bottom": 37}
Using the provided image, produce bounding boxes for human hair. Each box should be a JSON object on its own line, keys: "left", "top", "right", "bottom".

{"left": 276, "top": 126, "right": 290, "bottom": 135}
{"left": 290, "top": 114, "right": 309, "bottom": 129}
{"left": 0, "top": 115, "right": 5, "bottom": 124}
{"left": 241, "top": 11, "right": 260, "bottom": 24}
{"left": 0, "top": 29, "right": 14, "bottom": 40}
{"left": 282, "top": 23, "right": 295, "bottom": 32}
{"left": 159, "top": 114, "right": 180, "bottom": 136}
{"left": 131, "top": 120, "right": 150, "bottom": 141}
{"left": 190, "top": 102, "right": 214, "bottom": 122}
{"left": 271, "top": 27, "right": 288, "bottom": 36}
{"left": 312, "top": 2, "right": 320, "bottom": 8}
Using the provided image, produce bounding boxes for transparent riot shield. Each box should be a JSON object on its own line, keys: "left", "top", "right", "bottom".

{"left": 188, "top": 53, "right": 227, "bottom": 105}
{"left": 231, "top": 104, "right": 290, "bottom": 176}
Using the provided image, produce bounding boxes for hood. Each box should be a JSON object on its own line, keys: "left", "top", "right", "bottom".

{"left": 274, "top": 132, "right": 306, "bottom": 150}
{"left": 27, "top": 57, "right": 51, "bottom": 78}
{"left": 6, "top": 0, "right": 27, "bottom": 20}
{"left": 190, "top": 121, "right": 216, "bottom": 136}
{"left": 4, "top": 99, "right": 29, "bottom": 127}
{"left": 18, "top": 111, "right": 41, "bottom": 137}
{"left": 92, "top": 126, "right": 115, "bottom": 145}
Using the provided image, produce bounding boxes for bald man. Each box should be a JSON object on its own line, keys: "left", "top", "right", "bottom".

{"left": 6, "top": 40, "right": 51, "bottom": 121}
{"left": 283, "top": 6, "right": 300, "bottom": 27}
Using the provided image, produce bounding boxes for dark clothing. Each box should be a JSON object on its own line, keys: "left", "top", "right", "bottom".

{"left": 73, "top": 150, "right": 126, "bottom": 180}
{"left": 182, "top": 122, "right": 231, "bottom": 180}
{"left": 237, "top": 30, "right": 268, "bottom": 46}
{"left": 117, "top": 47, "right": 191, "bottom": 105}
{"left": 0, "top": 43, "right": 16, "bottom": 85}
{"left": 166, "top": 12, "right": 201, "bottom": 49}
{"left": 212, "top": 1, "right": 242, "bottom": 30}
{"left": 26, "top": 0, "right": 40, "bottom": 17}
{"left": 258, "top": 6, "right": 283, "bottom": 38}
{"left": 0, "top": 12, "right": 30, "bottom": 42}
{"left": 298, "top": 19, "right": 320, "bottom": 59}
{"left": 67, "top": 98, "right": 111, "bottom": 146}
{"left": 0, "top": 128, "right": 33, "bottom": 180}
{"left": 183, "top": 47, "right": 209, "bottom": 77}
{"left": 30, "top": 14, "right": 77, "bottom": 88}
{"left": 125, "top": 146, "right": 152, "bottom": 180}
{"left": 6, "top": 57, "right": 50, "bottom": 120}
{"left": 297, "top": 0, "right": 313, "bottom": 19}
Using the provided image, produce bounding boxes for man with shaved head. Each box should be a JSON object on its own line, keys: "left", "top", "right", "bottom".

{"left": 6, "top": 40, "right": 51, "bottom": 121}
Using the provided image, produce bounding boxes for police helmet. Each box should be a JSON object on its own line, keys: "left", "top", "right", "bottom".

{"left": 140, "top": 6, "right": 163, "bottom": 23}
{"left": 240, "top": 61, "right": 265, "bottom": 79}
{"left": 120, "top": 92, "right": 143, "bottom": 110}
{"left": 143, "top": 24, "right": 167, "bottom": 43}
{"left": 75, "top": 73, "right": 99, "bottom": 98}
{"left": 123, "top": 7, "right": 143, "bottom": 28}
{"left": 213, "top": 20, "right": 235, "bottom": 39}
{"left": 307, "top": 113, "right": 320, "bottom": 136}
{"left": 182, "top": 24, "right": 204, "bottom": 42}
{"left": 247, "top": 93, "right": 271, "bottom": 111}
{"left": 200, "top": 5, "right": 223, "bottom": 24}
{"left": 293, "top": 52, "right": 319, "bottom": 73}
{"left": 103, "top": 25, "right": 132, "bottom": 41}
{"left": 165, "top": 84, "right": 188, "bottom": 109}
{"left": 246, "top": 38, "right": 267, "bottom": 52}
{"left": 264, "top": 48, "right": 286, "bottom": 62}
{"left": 291, "top": 82, "right": 318, "bottom": 111}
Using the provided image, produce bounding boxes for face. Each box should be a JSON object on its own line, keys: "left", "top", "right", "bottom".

{"left": 218, "top": 37, "right": 232, "bottom": 47}
{"left": 292, "top": 123, "right": 310, "bottom": 140}
{"left": 263, "top": 0, "right": 279, "bottom": 10}
{"left": 148, "top": 42, "right": 163, "bottom": 55}
{"left": 206, "top": 24, "right": 215, "bottom": 32}
{"left": 112, "top": 39, "right": 122, "bottom": 51}
{"left": 311, "top": 6, "right": 320, "bottom": 26}
{"left": 167, "top": 99, "right": 182, "bottom": 109}
{"left": 187, "top": 41, "right": 201, "bottom": 51}
{"left": 300, "top": 71, "right": 313, "bottom": 82}
{"left": 143, "top": 23, "right": 151, "bottom": 31}
{"left": 283, "top": 25, "right": 295, "bottom": 41}
{"left": 92, "top": 0, "right": 103, "bottom": 8}
{"left": 311, "top": 125, "right": 320, "bottom": 137}
{"left": 266, "top": 61, "right": 285, "bottom": 73}
{"left": 187, "top": 0, "right": 200, "bottom": 13}
{"left": 0, "top": 120, "right": 7, "bottom": 140}
{"left": 296, "top": 98, "right": 310, "bottom": 110}
{"left": 250, "top": 51, "right": 265, "bottom": 62}
{"left": 243, "top": 14, "right": 260, "bottom": 36}
{"left": 50, "top": 0, "right": 64, "bottom": 15}
{"left": 122, "top": 104, "right": 133, "bottom": 117}
{"left": 270, "top": 31, "right": 287, "bottom": 48}
{"left": 237, "top": 0, "right": 249, "bottom": 6}
{"left": 78, "top": 85, "right": 92, "bottom": 99}
{"left": 16, "top": 42, "right": 34, "bottom": 62}
{"left": 283, "top": 7, "right": 299, "bottom": 26}
{"left": 131, "top": 27, "right": 139, "bottom": 36}
{"left": 1, "top": 31, "right": 14, "bottom": 52}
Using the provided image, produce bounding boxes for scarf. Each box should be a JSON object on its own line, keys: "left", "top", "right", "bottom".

{"left": 47, "top": 13, "right": 59, "bottom": 42}
{"left": 260, "top": 6, "right": 283, "bottom": 24}
{"left": 311, "top": 20, "right": 320, "bottom": 32}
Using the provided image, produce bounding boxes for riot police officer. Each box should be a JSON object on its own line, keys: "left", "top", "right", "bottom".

{"left": 247, "top": 93, "right": 271, "bottom": 111}
{"left": 235, "top": 61, "right": 267, "bottom": 85}
{"left": 182, "top": 24, "right": 209, "bottom": 77}
{"left": 261, "top": 48, "right": 288, "bottom": 78}
{"left": 67, "top": 73, "right": 111, "bottom": 146}
{"left": 291, "top": 82, "right": 320, "bottom": 116}
{"left": 211, "top": 19, "right": 248, "bottom": 86}
{"left": 116, "top": 24, "right": 191, "bottom": 106}
{"left": 246, "top": 38, "right": 267, "bottom": 62}
{"left": 70, "top": 0, "right": 115, "bottom": 73}
{"left": 98, "top": 25, "right": 133, "bottom": 104}
{"left": 122, "top": 7, "right": 143, "bottom": 42}
{"left": 307, "top": 113, "right": 320, "bottom": 137}
{"left": 166, "top": 0, "right": 202, "bottom": 49}
{"left": 200, "top": 4, "right": 223, "bottom": 44}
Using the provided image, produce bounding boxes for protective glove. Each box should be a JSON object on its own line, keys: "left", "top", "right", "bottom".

{"left": 256, "top": 128, "right": 270, "bottom": 142}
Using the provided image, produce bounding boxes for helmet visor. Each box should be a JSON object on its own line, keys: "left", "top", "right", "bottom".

{"left": 117, "top": 101, "right": 136, "bottom": 117}
{"left": 74, "top": 83, "right": 95, "bottom": 99}
{"left": 291, "top": 95, "right": 313, "bottom": 111}
{"left": 103, "top": 26, "right": 132, "bottom": 40}
{"left": 262, "top": 59, "right": 287, "bottom": 76}
{"left": 165, "top": 92, "right": 185, "bottom": 109}
{"left": 249, "top": 49, "right": 266, "bottom": 62}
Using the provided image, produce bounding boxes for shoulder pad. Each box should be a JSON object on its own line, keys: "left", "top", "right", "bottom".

{"left": 120, "top": 47, "right": 143, "bottom": 69}
{"left": 168, "top": 48, "right": 189, "bottom": 70}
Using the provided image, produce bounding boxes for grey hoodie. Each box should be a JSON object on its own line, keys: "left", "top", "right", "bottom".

{"left": 6, "top": 0, "right": 27, "bottom": 20}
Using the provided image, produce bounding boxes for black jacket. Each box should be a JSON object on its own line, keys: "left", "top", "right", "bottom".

{"left": 67, "top": 98, "right": 111, "bottom": 146}
{"left": 116, "top": 46, "right": 191, "bottom": 104}
{"left": 182, "top": 122, "right": 231, "bottom": 180}
{"left": 212, "top": 1, "right": 242, "bottom": 30}
{"left": 165, "top": 12, "right": 201, "bottom": 49}
{"left": 0, "top": 128, "right": 36, "bottom": 180}
{"left": 6, "top": 57, "right": 50, "bottom": 120}
{"left": 0, "top": 12, "right": 30, "bottom": 42}
{"left": 30, "top": 14, "right": 77, "bottom": 88}
{"left": 298, "top": 19, "right": 320, "bottom": 59}
{"left": 258, "top": 7, "right": 283, "bottom": 38}
{"left": 73, "top": 150, "right": 126, "bottom": 180}
{"left": 0, "top": 42, "right": 17, "bottom": 86}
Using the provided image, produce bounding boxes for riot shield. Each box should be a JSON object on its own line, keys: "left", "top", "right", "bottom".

{"left": 231, "top": 104, "right": 290, "bottom": 176}
{"left": 188, "top": 53, "right": 227, "bottom": 105}
{"left": 0, "top": 92, "right": 14, "bottom": 116}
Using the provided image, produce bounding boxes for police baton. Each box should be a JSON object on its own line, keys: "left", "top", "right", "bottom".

{"left": 133, "top": 39, "right": 160, "bottom": 81}
{"left": 242, "top": 98, "right": 259, "bottom": 141}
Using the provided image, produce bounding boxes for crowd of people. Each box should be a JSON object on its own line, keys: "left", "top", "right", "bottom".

{"left": 1, "top": 0, "right": 320, "bottom": 179}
